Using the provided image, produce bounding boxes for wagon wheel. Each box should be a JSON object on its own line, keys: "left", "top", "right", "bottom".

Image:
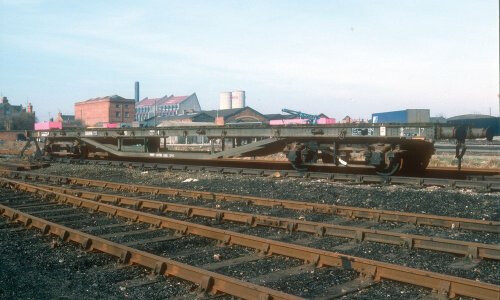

{"left": 301, "top": 147, "right": 318, "bottom": 164}
{"left": 287, "top": 144, "right": 315, "bottom": 172}
{"left": 320, "top": 152, "right": 334, "bottom": 164}
{"left": 401, "top": 155, "right": 430, "bottom": 172}
{"left": 375, "top": 159, "right": 401, "bottom": 176}
{"left": 287, "top": 151, "right": 307, "bottom": 171}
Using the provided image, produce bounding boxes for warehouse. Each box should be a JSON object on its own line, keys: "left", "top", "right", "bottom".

{"left": 135, "top": 93, "right": 201, "bottom": 121}
{"left": 372, "top": 109, "right": 430, "bottom": 123}
{"left": 74, "top": 95, "right": 135, "bottom": 127}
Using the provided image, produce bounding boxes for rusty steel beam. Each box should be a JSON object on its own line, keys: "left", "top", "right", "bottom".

{"left": 0, "top": 204, "right": 299, "bottom": 300}
{"left": 3, "top": 170, "right": 498, "bottom": 233}
{"left": 28, "top": 123, "right": 492, "bottom": 140}
{"left": 28, "top": 181, "right": 500, "bottom": 261}
{"left": 2, "top": 179, "right": 499, "bottom": 300}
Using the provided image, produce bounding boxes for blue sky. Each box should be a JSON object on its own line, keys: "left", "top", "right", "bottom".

{"left": 1, "top": 0, "right": 498, "bottom": 121}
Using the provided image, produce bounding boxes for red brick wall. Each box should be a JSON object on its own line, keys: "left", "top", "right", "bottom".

{"left": 75, "top": 101, "right": 110, "bottom": 126}
{"left": 0, "top": 131, "right": 25, "bottom": 141}
{"left": 108, "top": 101, "right": 135, "bottom": 123}
{"left": 75, "top": 99, "right": 135, "bottom": 127}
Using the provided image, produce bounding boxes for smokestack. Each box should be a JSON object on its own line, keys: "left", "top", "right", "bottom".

{"left": 134, "top": 81, "right": 140, "bottom": 103}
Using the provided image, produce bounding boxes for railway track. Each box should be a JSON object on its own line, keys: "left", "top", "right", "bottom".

{"left": 41, "top": 157, "right": 500, "bottom": 191}
{"left": 0, "top": 160, "right": 50, "bottom": 171}
{"left": 7, "top": 178, "right": 499, "bottom": 260}
{"left": 3, "top": 170, "right": 498, "bottom": 233}
{"left": 1, "top": 181, "right": 499, "bottom": 299}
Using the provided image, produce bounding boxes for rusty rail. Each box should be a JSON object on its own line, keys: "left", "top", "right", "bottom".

{"left": 3, "top": 170, "right": 498, "bottom": 233}
{"left": 2, "top": 179, "right": 499, "bottom": 299}
{"left": 53, "top": 157, "right": 500, "bottom": 190}
{"left": 0, "top": 204, "right": 299, "bottom": 300}
{"left": 22, "top": 180, "right": 500, "bottom": 261}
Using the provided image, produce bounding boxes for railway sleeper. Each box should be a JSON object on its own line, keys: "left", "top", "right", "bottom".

{"left": 0, "top": 198, "right": 497, "bottom": 299}
{"left": 4, "top": 180, "right": 500, "bottom": 261}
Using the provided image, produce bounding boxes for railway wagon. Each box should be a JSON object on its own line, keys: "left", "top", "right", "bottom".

{"left": 28, "top": 123, "right": 493, "bottom": 176}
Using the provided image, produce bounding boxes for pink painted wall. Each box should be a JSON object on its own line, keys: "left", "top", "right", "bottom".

{"left": 317, "top": 117, "right": 336, "bottom": 124}
{"left": 34, "top": 121, "right": 63, "bottom": 130}
{"left": 102, "top": 123, "right": 119, "bottom": 128}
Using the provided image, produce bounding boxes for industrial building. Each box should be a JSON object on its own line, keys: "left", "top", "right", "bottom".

{"left": 150, "top": 106, "right": 267, "bottom": 127}
{"left": 372, "top": 109, "right": 430, "bottom": 123}
{"left": 135, "top": 93, "right": 201, "bottom": 122}
{"left": 74, "top": 95, "right": 135, "bottom": 127}
{"left": 202, "top": 107, "right": 267, "bottom": 125}
{"left": 219, "top": 91, "right": 246, "bottom": 110}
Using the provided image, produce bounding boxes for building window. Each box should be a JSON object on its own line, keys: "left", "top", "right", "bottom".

{"left": 116, "top": 104, "right": 120, "bottom": 108}
{"left": 125, "top": 104, "right": 128, "bottom": 108}
{"left": 116, "top": 111, "right": 120, "bottom": 118}
{"left": 125, "top": 112, "right": 129, "bottom": 118}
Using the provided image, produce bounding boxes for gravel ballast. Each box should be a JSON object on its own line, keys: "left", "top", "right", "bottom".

{"left": 31, "top": 163, "right": 499, "bottom": 221}
{"left": 1, "top": 162, "right": 498, "bottom": 298}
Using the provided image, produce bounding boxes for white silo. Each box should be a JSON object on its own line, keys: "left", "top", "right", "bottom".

{"left": 231, "top": 90, "right": 246, "bottom": 108}
{"left": 219, "top": 92, "right": 232, "bottom": 110}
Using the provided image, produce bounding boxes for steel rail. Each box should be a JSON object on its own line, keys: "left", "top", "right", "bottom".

{"left": 0, "top": 204, "right": 299, "bottom": 300}
{"left": 2, "top": 180, "right": 499, "bottom": 300}
{"left": 3, "top": 170, "right": 498, "bottom": 233}
{"left": 24, "top": 180, "right": 500, "bottom": 261}
{"left": 52, "top": 157, "right": 500, "bottom": 190}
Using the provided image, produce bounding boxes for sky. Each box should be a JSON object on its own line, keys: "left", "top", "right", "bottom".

{"left": 1, "top": 0, "right": 498, "bottom": 121}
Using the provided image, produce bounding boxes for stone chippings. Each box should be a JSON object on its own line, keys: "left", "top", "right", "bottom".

{"left": 69, "top": 183, "right": 499, "bottom": 245}
{"left": 0, "top": 162, "right": 496, "bottom": 298}
{"left": 216, "top": 255, "right": 303, "bottom": 280}
{"left": 34, "top": 163, "right": 499, "bottom": 221}
{"left": 0, "top": 218, "right": 194, "bottom": 299}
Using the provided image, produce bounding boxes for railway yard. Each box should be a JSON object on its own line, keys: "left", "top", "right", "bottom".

{"left": 0, "top": 156, "right": 498, "bottom": 299}
{"left": 2, "top": 1, "right": 500, "bottom": 298}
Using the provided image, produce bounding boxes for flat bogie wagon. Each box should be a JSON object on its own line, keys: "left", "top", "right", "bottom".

{"left": 28, "top": 123, "right": 494, "bottom": 176}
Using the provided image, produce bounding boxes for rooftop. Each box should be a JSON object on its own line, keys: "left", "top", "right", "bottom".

{"left": 447, "top": 114, "right": 498, "bottom": 120}
{"left": 137, "top": 94, "right": 193, "bottom": 107}
{"left": 76, "top": 95, "right": 134, "bottom": 104}
{"left": 201, "top": 108, "right": 247, "bottom": 118}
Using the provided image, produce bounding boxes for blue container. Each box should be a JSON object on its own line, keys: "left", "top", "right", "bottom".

{"left": 372, "top": 110, "right": 408, "bottom": 123}
{"left": 372, "top": 109, "right": 430, "bottom": 123}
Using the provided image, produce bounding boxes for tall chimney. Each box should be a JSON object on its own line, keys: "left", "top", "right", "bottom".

{"left": 134, "top": 81, "right": 140, "bottom": 103}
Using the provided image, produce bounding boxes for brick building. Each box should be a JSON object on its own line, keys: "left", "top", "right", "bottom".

{"left": 0, "top": 96, "right": 28, "bottom": 117}
{"left": 135, "top": 93, "right": 201, "bottom": 121}
{"left": 0, "top": 96, "right": 35, "bottom": 130}
{"left": 75, "top": 95, "right": 135, "bottom": 127}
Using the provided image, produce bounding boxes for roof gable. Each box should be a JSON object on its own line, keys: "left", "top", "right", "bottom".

{"left": 137, "top": 93, "right": 195, "bottom": 107}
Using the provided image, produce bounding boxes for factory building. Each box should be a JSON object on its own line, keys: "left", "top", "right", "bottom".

{"left": 219, "top": 91, "right": 246, "bottom": 110}
{"left": 201, "top": 107, "right": 266, "bottom": 125}
{"left": 135, "top": 93, "right": 201, "bottom": 122}
{"left": 150, "top": 106, "right": 267, "bottom": 127}
{"left": 372, "top": 109, "right": 430, "bottom": 123}
{"left": 74, "top": 95, "right": 135, "bottom": 127}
